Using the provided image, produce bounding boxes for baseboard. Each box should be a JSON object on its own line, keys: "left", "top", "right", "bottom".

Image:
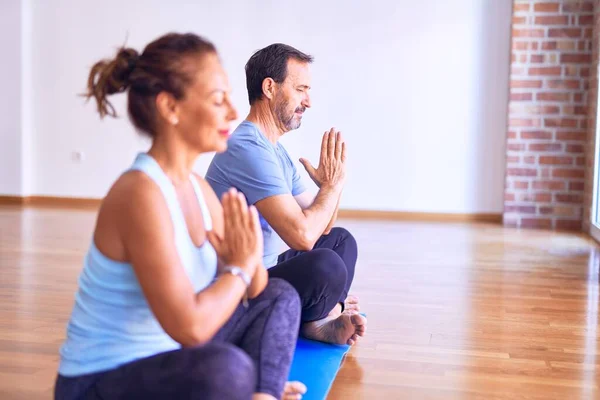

{"left": 0, "top": 195, "right": 102, "bottom": 209}
{"left": 0, "top": 195, "right": 502, "bottom": 223}
{"left": 337, "top": 209, "right": 503, "bottom": 223}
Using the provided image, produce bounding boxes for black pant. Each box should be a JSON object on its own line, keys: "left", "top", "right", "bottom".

{"left": 268, "top": 227, "right": 358, "bottom": 322}
{"left": 54, "top": 278, "right": 300, "bottom": 400}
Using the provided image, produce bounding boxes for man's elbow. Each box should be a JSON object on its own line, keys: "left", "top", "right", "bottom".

{"left": 292, "top": 229, "right": 317, "bottom": 251}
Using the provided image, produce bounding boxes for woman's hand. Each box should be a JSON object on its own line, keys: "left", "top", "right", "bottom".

{"left": 207, "top": 188, "right": 263, "bottom": 278}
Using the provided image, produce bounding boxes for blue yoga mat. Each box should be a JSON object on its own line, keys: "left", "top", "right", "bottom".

{"left": 287, "top": 338, "right": 350, "bottom": 400}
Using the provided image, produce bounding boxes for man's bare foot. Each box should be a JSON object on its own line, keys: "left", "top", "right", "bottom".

{"left": 282, "top": 381, "right": 307, "bottom": 400}
{"left": 301, "top": 311, "right": 367, "bottom": 345}
{"left": 344, "top": 294, "right": 360, "bottom": 312}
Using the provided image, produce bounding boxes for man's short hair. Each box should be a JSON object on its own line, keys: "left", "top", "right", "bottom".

{"left": 245, "top": 43, "right": 313, "bottom": 105}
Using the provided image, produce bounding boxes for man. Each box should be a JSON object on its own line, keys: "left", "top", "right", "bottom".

{"left": 206, "top": 44, "right": 366, "bottom": 346}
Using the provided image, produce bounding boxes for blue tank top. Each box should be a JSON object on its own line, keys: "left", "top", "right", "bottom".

{"left": 58, "top": 153, "right": 218, "bottom": 376}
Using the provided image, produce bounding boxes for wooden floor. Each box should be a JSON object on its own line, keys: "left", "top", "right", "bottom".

{"left": 2, "top": 206, "right": 600, "bottom": 399}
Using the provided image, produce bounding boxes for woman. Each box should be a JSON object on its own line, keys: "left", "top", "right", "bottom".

{"left": 55, "top": 32, "right": 306, "bottom": 400}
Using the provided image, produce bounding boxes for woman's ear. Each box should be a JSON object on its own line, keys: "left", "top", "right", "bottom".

{"left": 155, "top": 91, "right": 180, "bottom": 126}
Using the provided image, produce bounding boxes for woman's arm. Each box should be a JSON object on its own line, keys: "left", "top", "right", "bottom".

{"left": 116, "top": 174, "right": 257, "bottom": 347}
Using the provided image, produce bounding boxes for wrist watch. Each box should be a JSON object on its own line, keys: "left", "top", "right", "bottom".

{"left": 221, "top": 266, "right": 251, "bottom": 307}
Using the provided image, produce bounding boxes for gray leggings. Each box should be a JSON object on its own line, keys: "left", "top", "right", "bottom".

{"left": 54, "top": 278, "right": 301, "bottom": 399}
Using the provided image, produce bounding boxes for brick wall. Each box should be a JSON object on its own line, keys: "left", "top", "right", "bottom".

{"left": 583, "top": 4, "right": 599, "bottom": 233}
{"left": 504, "top": 0, "right": 594, "bottom": 230}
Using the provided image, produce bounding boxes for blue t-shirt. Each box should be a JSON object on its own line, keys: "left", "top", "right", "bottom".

{"left": 206, "top": 120, "right": 306, "bottom": 268}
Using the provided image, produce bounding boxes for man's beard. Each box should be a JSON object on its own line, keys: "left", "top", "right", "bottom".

{"left": 274, "top": 97, "right": 305, "bottom": 131}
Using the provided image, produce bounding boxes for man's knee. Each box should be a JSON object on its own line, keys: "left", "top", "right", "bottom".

{"left": 307, "top": 249, "right": 348, "bottom": 283}
{"left": 330, "top": 227, "right": 358, "bottom": 251}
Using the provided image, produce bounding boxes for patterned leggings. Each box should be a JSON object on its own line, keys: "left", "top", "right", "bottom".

{"left": 54, "top": 278, "right": 301, "bottom": 400}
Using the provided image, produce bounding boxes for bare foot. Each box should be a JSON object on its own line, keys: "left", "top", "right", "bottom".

{"left": 344, "top": 294, "right": 360, "bottom": 312}
{"left": 301, "top": 311, "right": 367, "bottom": 345}
{"left": 282, "top": 381, "right": 307, "bottom": 400}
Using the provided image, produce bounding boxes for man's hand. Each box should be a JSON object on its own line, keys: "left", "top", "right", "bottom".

{"left": 299, "top": 128, "right": 346, "bottom": 190}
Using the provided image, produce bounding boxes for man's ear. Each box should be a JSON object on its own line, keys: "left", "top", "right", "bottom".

{"left": 262, "top": 77, "right": 276, "bottom": 100}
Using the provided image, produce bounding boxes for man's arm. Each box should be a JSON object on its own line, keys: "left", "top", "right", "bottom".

{"left": 295, "top": 190, "right": 341, "bottom": 235}
{"left": 256, "top": 129, "right": 346, "bottom": 251}
{"left": 256, "top": 184, "right": 341, "bottom": 251}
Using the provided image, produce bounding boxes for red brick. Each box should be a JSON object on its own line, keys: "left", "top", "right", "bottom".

{"left": 514, "top": 3, "right": 530, "bottom": 12}
{"left": 548, "top": 28, "right": 582, "bottom": 38}
{"left": 513, "top": 29, "right": 545, "bottom": 38}
{"left": 511, "top": 80, "right": 543, "bottom": 88}
{"left": 532, "top": 42, "right": 539, "bottom": 50}
{"left": 562, "top": 105, "right": 588, "bottom": 115}
{"left": 521, "top": 130, "right": 553, "bottom": 140}
{"left": 519, "top": 54, "right": 528, "bottom": 63}
{"left": 544, "top": 118, "right": 578, "bottom": 128}
{"left": 521, "top": 218, "right": 553, "bottom": 229}
{"left": 525, "top": 105, "right": 560, "bottom": 114}
{"left": 553, "top": 168, "right": 585, "bottom": 178}
{"left": 534, "top": 2, "right": 559, "bottom": 12}
{"left": 563, "top": 3, "right": 594, "bottom": 12}
{"left": 507, "top": 155, "right": 520, "bottom": 163}
{"left": 513, "top": 16, "right": 527, "bottom": 25}
{"left": 578, "top": 41, "right": 586, "bottom": 50}
{"left": 508, "top": 143, "right": 527, "bottom": 151}
{"left": 542, "top": 41, "right": 558, "bottom": 50}
{"left": 546, "top": 80, "right": 580, "bottom": 90}
{"left": 557, "top": 40, "right": 577, "bottom": 51}
{"left": 566, "top": 144, "right": 584, "bottom": 153}
{"left": 507, "top": 168, "right": 538, "bottom": 177}
{"left": 556, "top": 131, "right": 587, "bottom": 141}
{"left": 580, "top": 67, "right": 590, "bottom": 77}
{"left": 584, "top": 28, "right": 593, "bottom": 38}
{"left": 514, "top": 181, "right": 530, "bottom": 189}
{"left": 574, "top": 93, "right": 584, "bottom": 102}
{"left": 533, "top": 180, "right": 566, "bottom": 191}
{"left": 515, "top": 193, "right": 552, "bottom": 203}
{"left": 539, "top": 156, "right": 574, "bottom": 165}
{"left": 505, "top": 193, "right": 516, "bottom": 202}
{"left": 529, "top": 66, "right": 562, "bottom": 76}
{"left": 508, "top": 131, "right": 517, "bottom": 139}
{"left": 511, "top": 92, "right": 533, "bottom": 101}
{"left": 576, "top": 156, "right": 585, "bottom": 166}
{"left": 511, "top": 118, "right": 541, "bottom": 127}
{"left": 513, "top": 41, "right": 529, "bottom": 50}
{"left": 569, "top": 182, "right": 585, "bottom": 191}
{"left": 524, "top": 155, "right": 537, "bottom": 164}
{"left": 512, "top": 53, "right": 517, "bottom": 63}
{"left": 535, "top": 193, "right": 553, "bottom": 202}
{"left": 530, "top": 54, "right": 544, "bottom": 63}
{"left": 556, "top": 219, "right": 583, "bottom": 231}
{"left": 560, "top": 53, "right": 592, "bottom": 63}
{"left": 528, "top": 143, "right": 562, "bottom": 152}
{"left": 512, "top": 66, "right": 526, "bottom": 75}
{"left": 556, "top": 193, "right": 584, "bottom": 203}
{"left": 539, "top": 206, "right": 555, "bottom": 215}
{"left": 535, "top": 15, "right": 569, "bottom": 25}
{"left": 505, "top": 205, "right": 537, "bottom": 214}
{"left": 580, "top": 119, "right": 588, "bottom": 129}
{"left": 578, "top": 15, "right": 594, "bottom": 25}
{"left": 565, "top": 65, "right": 579, "bottom": 76}
{"left": 536, "top": 92, "right": 570, "bottom": 102}
{"left": 541, "top": 168, "right": 551, "bottom": 178}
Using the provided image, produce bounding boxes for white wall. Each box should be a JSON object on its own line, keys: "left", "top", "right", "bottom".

{"left": 18, "top": 0, "right": 511, "bottom": 213}
{"left": 0, "top": 0, "right": 23, "bottom": 195}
